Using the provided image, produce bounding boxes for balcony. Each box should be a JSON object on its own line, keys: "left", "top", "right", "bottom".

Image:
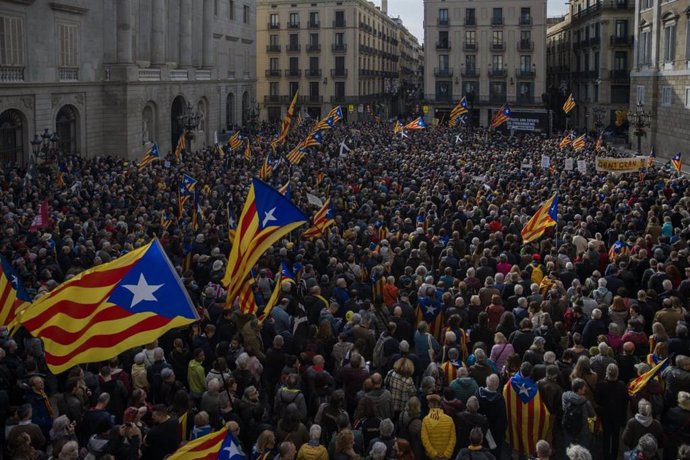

{"left": 58, "top": 68, "right": 79, "bottom": 81}
{"left": 610, "top": 69, "right": 629, "bottom": 80}
{"left": 331, "top": 68, "right": 348, "bottom": 78}
{"left": 196, "top": 70, "right": 211, "bottom": 80}
{"left": 516, "top": 69, "right": 536, "bottom": 78}
{"left": 491, "top": 17, "right": 504, "bottom": 26}
{"left": 305, "top": 69, "right": 322, "bottom": 78}
{"left": 301, "top": 95, "right": 323, "bottom": 104}
{"left": 332, "top": 43, "right": 347, "bottom": 52}
{"left": 331, "top": 95, "right": 346, "bottom": 103}
{"left": 268, "top": 22, "right": 280, "bottom": 29}
{"left": 434, "top": 67, "right": 453, "bottom": 77}
{"left": 518, "top": 40, "right": 533, "bottom": 51}
{"left": 488, "top": 69, "right": 507, "bottom": 78}
{"left": 0, "top": 66, "right": 24, "bottom": 83}
{"left": 286, "top": 44, "right": 301, "bottom": 52}
{"left": 491, "top": 43, "right": 505, "bottom": 51}
{"left": 265, "top": 69, "right": 282, "bottom": 77}
{"left": 519, "top": 16, "right": 533, "bottom": 25}
{"left": 464, "top": 42, "right": 477, "bottom": 51}
{"left": 359, "top": 68, "right": 372, "bottom": 76}
{"left": 308, "top": 21, "right": 320, "bottom": 28}
{"left": 288, "top": 21, "right": 300, "bottom": 29}
{"left": 170, "top": 69, "right": 188, "bottom": 81}
{"left": 610, "top": 35, "right": 633, "bottom": 46}
{"left": 465, "top": 17, "right": 476, "bottom": 26}
{"left": 264, "top": 95, "right": 282, "bottom": 104}
{"left": 438, "top": 18, "right": 450, "bottom": 26}
{"left": 284, "top": 69, "right": 302, "bottom": 77}
{"left": 461, "top": 68, "right": 479, "bottom": 78}
{"left": 306, "top": 44, "right": 321, "bottom": 52}
{"left": 489, "top": 94, "right": 507, "bottom": 104}
{"left": 589, "top": 36, "right": 600, "bottom": 46}
{"left": 436, "top": 93, "right": 454, "bottom": 102}
{"left": 333, "top": 20, "right": 346, "bottom": 28}
{"left": 138, "top": 68, "right": 161, "bottom": 81}
{"left": 266, "top": 45, "right": 281, "bottom": 53}
{"left": 436, "top": 41, "right": 451, "bottom": 50}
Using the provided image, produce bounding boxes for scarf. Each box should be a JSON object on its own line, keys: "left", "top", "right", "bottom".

{"left": 37, "top": 389, "right": 55, "bottom": 418}
{"left": 635, "top": 413, "right": 653, "bottom": 427}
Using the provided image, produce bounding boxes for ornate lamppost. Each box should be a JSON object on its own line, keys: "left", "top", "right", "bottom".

{"left": 177, "top": 104, "right": 201, "bottom": 153}
{"left": 628, "top": 102, "right": 650, "bottom": 155}
{"left": 30, "top": 128, "right": 61, "bottom": 165}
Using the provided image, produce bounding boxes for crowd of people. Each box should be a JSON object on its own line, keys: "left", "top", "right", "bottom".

{"left": 0, "top": 116, "right": 689, "bottom": 460}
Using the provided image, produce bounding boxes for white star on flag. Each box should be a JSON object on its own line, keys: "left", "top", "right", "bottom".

{"left": 262, "top": 207, "right": 277, "bottom": 227}
{"left": 425, "top": 304, "right": 436, "bottom": 315}
{"left": 122, "top": 274, "right": 164, "bottom": 308}
{"left": 518, "top": 383, "right": 530, "bottom": 397}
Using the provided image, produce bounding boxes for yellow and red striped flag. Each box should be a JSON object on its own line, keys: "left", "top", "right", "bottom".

{"left": 301, "top": 198, "right": 335, "bottom": 240}
{"left": 236, "top": 277, "right": 258, "bottom": 315}
{"left": 595, "top": 133, "right": 603, "bottom": 153}
{"left": 222, "top": 179, "right": 307, "bottom": 306}
{"left": 672, "top": 153, "right": 682, "bottom": 173}
{"left": 174, "top": 132, "right": 187, "bottom": 162}
{"left": 259, "top": 155, "right": 272, "bottom": 180}
{"left": 504, "top": 371, "right": 552, "bottom": 456}
{"left": 316, "top": 172, "right": 326, "bottom": 186}
{"left": 168, "top": 426, "right": 245, "bottom": 460}
{"left": 272, "top": 92, "right": 299, "bottom": 148}
{"left": 628, "top": 358, "right": 669, "bottom": 396}
{"left": 12, "top": 240, "right": 199, "bottom": 374}
{"left": 228, "top": 131, "right": 242, "bottom": 150}
{"left": 0, "top": 256, "right": 31, "bottom": 327}
{"left": 449, "top": 96, "right": 469, "bottom": 128}
{"left": 243, "top": 140, "right": 252, "bottom": 161}
{"left": 139, "top": 143, "right": 160, "bottom": 171}
{"left": 563, "top": 94, "right": 576, "bottom": 114}
{"left": 572, "top": 134, "right": 586, "bottom": 151}
{"left": 559, "top": 132, "right": 573, "bottom": 149}
{"left": 490, "top": 104, "right": 512, "bottom": 129}
{"left": 521, "top": 193, "right": 558, "bottom": 244}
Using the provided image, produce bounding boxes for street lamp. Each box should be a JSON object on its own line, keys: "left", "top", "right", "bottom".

{"left": 592, "top": 106, "right": 605, "bottom": 134}
{"left": 628, "top": 102, "right": 650, "bottom": 155}
{"left": 30, "top": 128, "right": 61, "bottom": 164}
{"left": 177, "top": 104, "right": 201, "bottom": 153}
{"left": 246, "top": 98, "right": 261, "bottom": 135}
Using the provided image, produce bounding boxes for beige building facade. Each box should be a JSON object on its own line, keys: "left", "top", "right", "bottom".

{"left": 256, "top": 0, "right": 420, "bottom": 122}
{"left": 423, "top": 0, "right": 548, "bottom": 131}
{"left": 630, "top": 0, "right": 690, "bottom": 158}
{"left": 0, "top": 0, "right": 256, "bottom": 165}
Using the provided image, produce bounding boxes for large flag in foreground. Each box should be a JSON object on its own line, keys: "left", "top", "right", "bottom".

{"left": 168, "top": 426, "right": 246, "bottom": 460}
{"left": 222, "top": 179, "right": 307, "bottom": 306}
{"left": 0, "top": 256, "right": 31, "bottom": 327}
{"left": 521, "top": 193, "right": 558, "bottom": 244}
{"left": 504, "top": 371, "right": 552, "bottom": 456}
{"left": 15, "top": 239, "right": 199, "bottom": 374}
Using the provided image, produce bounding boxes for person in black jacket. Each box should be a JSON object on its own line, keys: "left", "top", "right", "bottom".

{"left": 595, "top": 363, "right": 629, "bottom": 460}
{"left": 141, "top": 405, "right": 179, "bottom": 460}
{"left": 662, "top": 391, "right": 690, "bottom": 460}
{"left": 475, "top": 374, "right": 506, "bottom": 458}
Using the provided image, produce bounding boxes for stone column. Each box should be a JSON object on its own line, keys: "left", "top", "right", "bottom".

{"left": 202, "top": 0, "right": 214, "bottom": 68}
{"left": 116, "top": 0, "right": 133, "bottom": 63}
{"left": 179, "top": 0, "right": 193, "bottom": 67}
{"left": 151, "top": 0, "right": 166, "bottom": 65}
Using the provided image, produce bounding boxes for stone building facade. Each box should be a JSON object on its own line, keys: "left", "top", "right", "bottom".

{"left": 0, "top": 0, "right": 256, "bottom": 165}
{"left": 630, "top": 0, "right": 690, "bottom": 158}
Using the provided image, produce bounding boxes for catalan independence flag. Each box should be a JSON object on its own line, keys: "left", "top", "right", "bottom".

{"left": 257, "top": 261, "right": 296, "bottom": 322}
{"left": 490, "top": 104, "right": 512, "bottom": 129}
{"left": 272, "top": 92, "right": 299, "bottom": 149}
{"left": 504, "top": 371, "right": 552, "bottom": 456}
{"left": 563, "top": 93, "right": 576, "bottom": 114}
{"left": 521, "top": 193, "right": 558, "bottom": 244}
{"left": 178, "top": 174, "right": 198, "bottom": 217}
{"left": 56, "top": 163, "right": 67, "bottom": 188}
{"left": 227, "top": 203, "right": 236, "bottom": 244}
{"left": 595, "top": 133, "right": 603, "bottom": 153}
{"left": 301, "top": 198, "right": 335, "bottom": 240}
{"left": 222, "top": 179, "right": 307, "bottom": 306}
{"left": 237, "top": 277, "right": 258, "bottom": 315}
{"left": 278, "top": 181, "right": 291, "bottom": 198}
{"left": 139, "top": 143, "right": 159, "bottom": 171}
{"left": 672, "top": 152, "right": 682, "bottom": 173}
{"left": 449, "top": 97, "right": 469, "bottom": 128}
{"left": 168, "top": 426, "right": 246, "bottom": 460}
{"left": 0, "top": 256, "right": 31, "bottom": 327}
{"left": 572, "top": 134, "right": 586, "bottom": 151}
{"left": 393, "top": 120, "right": 403, "bottom": 135}
{"left": 174, "top": 132, "right": 187, "bottom": 162}
{"left": 608, "top": 240, "right": 630, "bottom": 261}
{"left": 243, "top": 140, "right": 252, "bottom": 161}
{"left": 14, "top": 239, "right": 199, "bottom": 374}
{"left": 415, "top": 290, "right": 444, "bottom": 341}
{"left": 559, "top": 132, "right": 573, "bottom": 149}
{"left": 404, "top": 117, "right": 427, "bottom": 130}
{"left": 228, "top": 131, "right": 243, "bottom": 151}
{"left": 371, "top": 268, "right": 386, "bottom": 302}
{"left": 259, "top": 154, "right": 272, "bottom": 180}
{"left": 648, "top": 146, "right": 656, "bottom": 167}
{"left": 628, "top": 358, "right": 669, "bottom": 396}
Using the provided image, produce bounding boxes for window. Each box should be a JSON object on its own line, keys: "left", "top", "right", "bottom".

{"left": 243, "top": 5, "right": 249, "bottom": 24}
{"left": 335, "top": 56, "right": 345, "bottom": 72}
{"left": 438, "top": 8, "right": 449, "bottom": 25}
{"left": 492, "top": 30, "right": 503, "bottom": 45}
{"left": 438, "top": 54, "right": 449, "bottom": 70}
{"left": 309, "top": 11, "right": 319, "bottom": 27}
{"left": 637, "top": 85, "right": 645, "bottom": 105}
{"left": 269, "top": 57, "right": 279, "bottom": 70}
{"left": 642, "top": 0, "right": 653, "bottom": 7}
{"left": 214, "top": 0, "right": 218, "bottom": 16}
{"left": 639, "top": 30, "right": 651, "bottom": 65}
{"left": 490, "top": 82, "right": 506, "bottom": 101}
{"left": 289, "top": 12, "right": 299, "bottom": 27}
{"left": 335, "top": 81, "right": 345, "bottom": 99}
{"left": 289, "top": 57, "right": 298, "bottom": 72}
{"left": 335, "top": 32, "right": 344, "bottom": 46}
{"left": 685, "top": 87, "right": 690, "bottom": 108}
{"left": 58, "top": 23, "right": 79, "bottom": 68}
{"left": 611, "top": 85, "right": 630, "bottom": 103}
{"left": 520, "top": 55, "right": 532, "bottom": 71}
{"left": 289, "top": 34, "right": 298, "bottom": 47}
{"left": 465, "top": 54, "right": 476, "bottom": 72}
{"left": 520, "top": 7, "right": 531, "bottom": 24}
{"left": 492, "top": 8, "right": 503, "bottom": 25}
{"left": 438, "top": 31, "right": 449, "bottom": 47}
{"left": 309, "top": 33, "right": 319, "bottom": 46}
{"left": 518, "top": 82, "right": 533, "bottom": 101}
{"left": 309, "top": 56, "right": 319, "bottom": 71}
{"left": 614, "top": 51, "right": 627, "bottom": 70}
{"left": 289, "top": 81, "right": 299, "bottom": 98}
{"left": 436, "top": 81, "right": 451, "bottom": 100}
{"left": 465, "top": 8, "right": 475, "bottom": 25}
{"left": 269, "top": 34, "right": 279, "bottom": 46}
{"left": 269, "top": 81, "right": 279, "bottom": 96}
{"left": 661, "top": 86, "right": 672, "bottom": 106}
{"left": 521, "top": 30, "right": 531, "bottom": 42}
{"left": 335, "top": 11, "right": 345, "bottom": 27}
{"left": 309, "top": 81, "right": 319, "bottom": 97}
{"left": 0, "top": 15, "right": 25, "bottom": 66}
{"left": 615, "top": 20, "right": 628, "bottom": 37}
{"left": 465, "top": 30, "right": 476, "bottom": 44}
{"left": 464, "top": 81, "right": 478, "bottom": 98}
{"left": 594, "top": 51, "right": 599, "bottom": 73}
{"left": 492, "top": 54, "right": 503, "bottom": 70}
{"left": 229, "top": 1, "right": 235, "bottom": 20}
{"left": 269, "top": 13, "right": 278, "bottom": 26}
{"left": 664, "top": 23, "right": 676, "bottom": 62}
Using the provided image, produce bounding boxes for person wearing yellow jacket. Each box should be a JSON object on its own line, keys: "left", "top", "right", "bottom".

{"left": 421, "top": 394, "right": 456, "bottom": 460}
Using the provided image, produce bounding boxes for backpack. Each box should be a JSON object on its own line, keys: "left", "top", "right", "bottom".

{"left": 373, "top": 335, "right": 392, "bottom": 370}
{"left": 530, "top": 264, "right": 544, "bottom": 284}
{"left": 562, "top": 400, "right": 584, "bottom": 435}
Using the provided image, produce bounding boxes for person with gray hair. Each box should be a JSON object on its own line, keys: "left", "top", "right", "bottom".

{"left": 661, "top": 391, "right": 690, "bottom": 459}
{"left": 457, "top": 396, "right": 489, "bottom": 450}
{"left": 476, "top": 374, "right": 506, "bottom": 457}
{"left": 594, "top": 363, "right": 629, "bottom": 459}
{"left": 367, "top": 418, "right": 395, "bottom": 455}
{"left": 565, "top": 444, "right": 592, "bottom": 460}
{"left": 662, "top": 354, "right": 690, "bottom": 408}
{"left": 623, "top": 433, "right": 659, "bottom": 460}
{"left": 590, "top": 342, "right": 616, "bottom": 380}
{"left": 450, "top": 366, "right": 479, "bottom": 403}
{"left": 368, "top": 441, "right": 387, "bottom": 460}
{"left": 622, "top": 398, "right": 664, "bottom": 451}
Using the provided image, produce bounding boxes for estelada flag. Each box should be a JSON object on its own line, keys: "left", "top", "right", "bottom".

{"left": 504, "top": 371, "right": 552, "bottom": 456}
{"left": 168, "top": 426, "right": 246, "bottom": 460}
{"left": 628, "top": 358, "right": 669, "bottom": 396}
{"left": 521, "top": 193, "right": 558, "bottom": 244}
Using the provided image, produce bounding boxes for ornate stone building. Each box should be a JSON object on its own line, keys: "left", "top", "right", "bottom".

{"left": 0, "top": 0, "right": 256, "bottom": 165}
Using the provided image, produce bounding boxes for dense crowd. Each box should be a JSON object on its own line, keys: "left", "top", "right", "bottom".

{"left": 1, "top": 118, "right": 690, "bottom": 460}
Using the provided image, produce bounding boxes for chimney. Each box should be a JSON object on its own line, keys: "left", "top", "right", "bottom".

{"left": 381, "top": 0, "right": 388, "bottom": 14}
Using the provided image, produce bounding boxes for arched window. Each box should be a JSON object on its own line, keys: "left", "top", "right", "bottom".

{"left": 0, "top": 109, "right": 25, "bottom": 165}
{"left": 56, "top": 105, "right": 79, "bottom": 155}
{"left": 171, "top": 96, "right": 187, "bottom": 148}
